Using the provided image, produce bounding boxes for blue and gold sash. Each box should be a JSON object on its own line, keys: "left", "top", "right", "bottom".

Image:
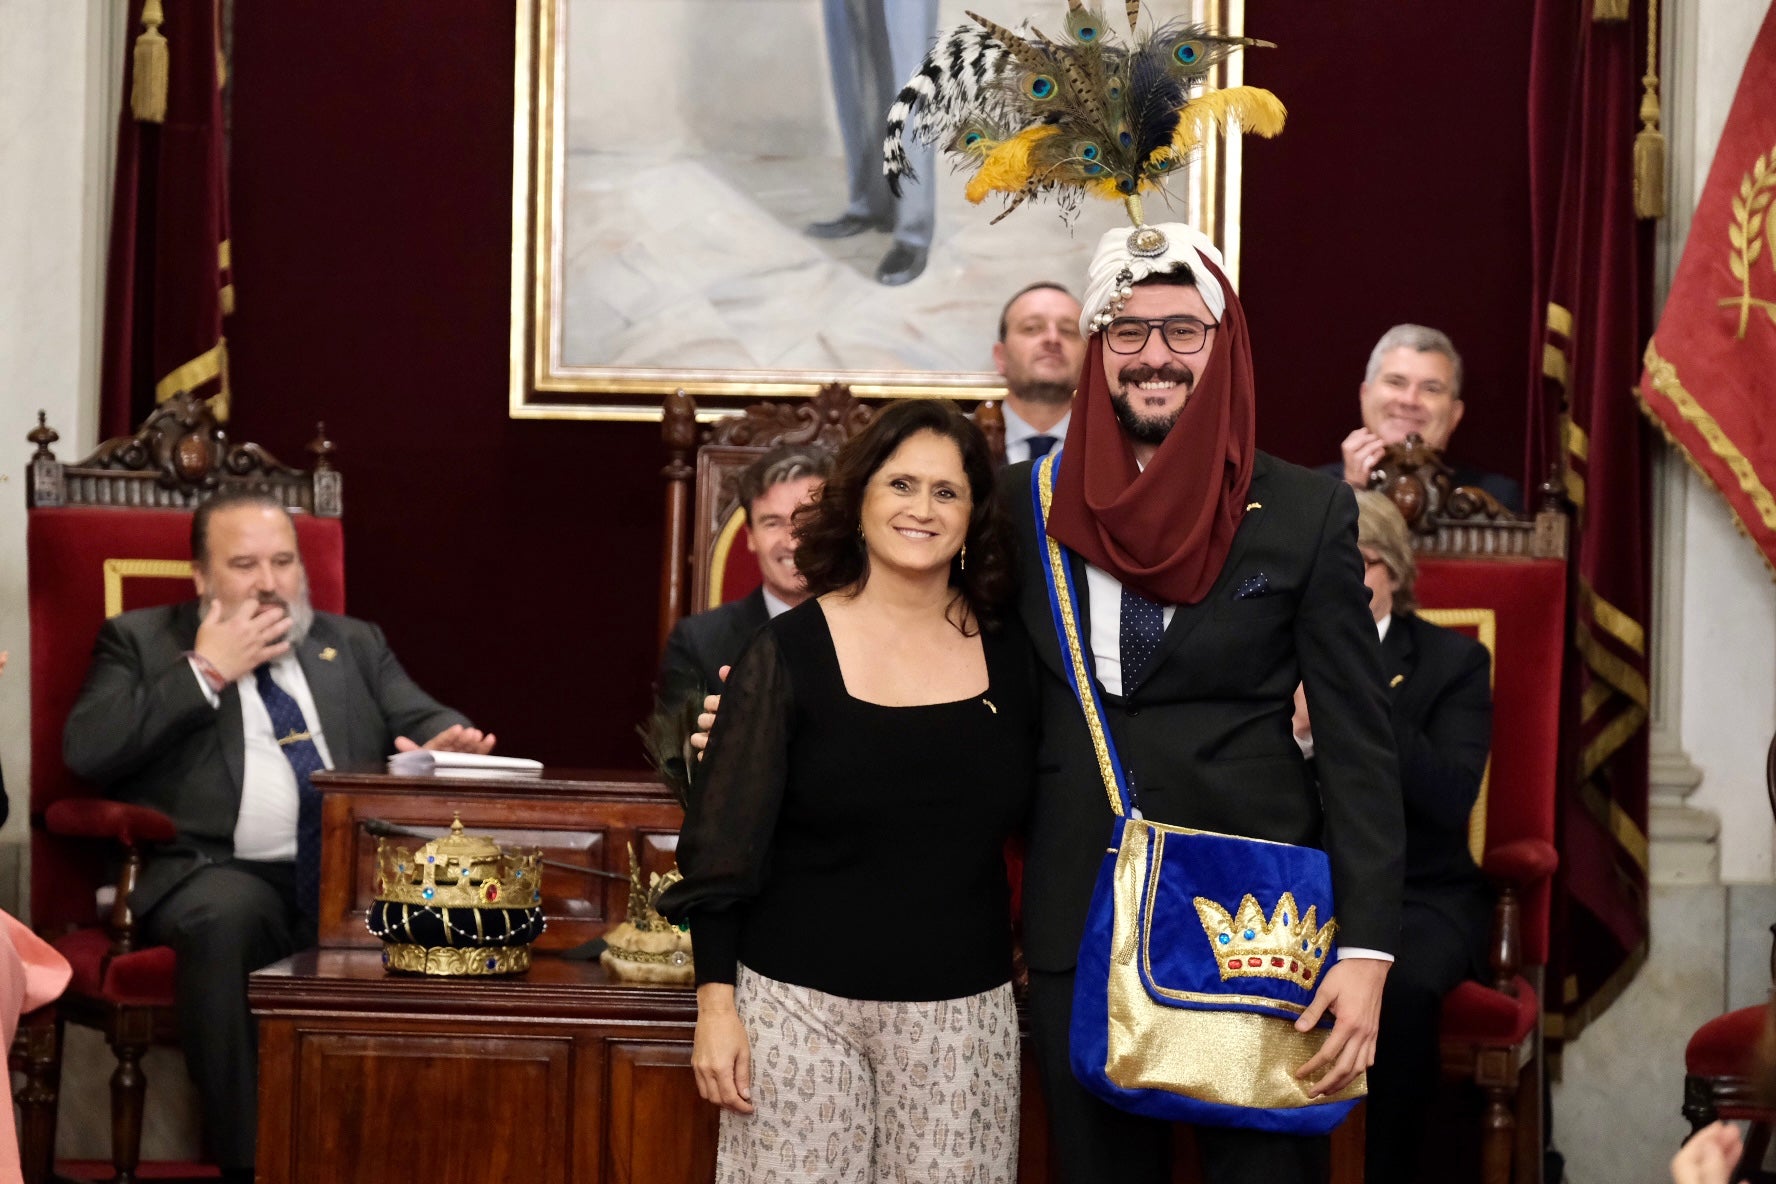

{"left": 1030, "top": 453, "right": 1364, "bottom": 1133}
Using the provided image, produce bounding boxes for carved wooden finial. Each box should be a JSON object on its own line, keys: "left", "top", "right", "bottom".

{"left": 662, "top": 389, "right": 697, "bottom": 453}
{"left": 307, "top": 422, "right": 337, "bottom": 471}
{"left": 1538, "top": 462, "right": 1566, "bottom": 513}
{"left": 28, "top": 411, "right": 58, "bottom": 461}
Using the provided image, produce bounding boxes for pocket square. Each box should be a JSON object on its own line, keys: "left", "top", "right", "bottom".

{"left": 1234, "top": 573, "right": 1274, "bottom": 599}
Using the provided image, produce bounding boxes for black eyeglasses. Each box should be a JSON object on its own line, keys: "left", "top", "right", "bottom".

{"left": 1103, "top": 317, "right": 1219, "bottom": 355}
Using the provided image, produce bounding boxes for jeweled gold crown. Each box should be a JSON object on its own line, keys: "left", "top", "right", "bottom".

{"left": 374, "top": 814, "right": 542, "bottom": 910}
{"left": 1193, "top": 892, "right": 1337, "bottom": 987}
{"left": 369, "top": 815, "right": 545, "bottom": 976}
{"left": 600, "top": 842, "right": 693, "bottom": 984}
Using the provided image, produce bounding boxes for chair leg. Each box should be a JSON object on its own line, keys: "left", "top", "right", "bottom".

{"left": 1682, "top": 1074, "right": 1722, "bottom": 1135}
{"left": 12, "top": 1008, "right": 63, "bottom": 1184}
{"left": 1515, "top": 1054, "right": 1545, "bottom": 1184}
{"left": 1482, "top": 1083, "right": 1516, "bottom": 1184}
{"left": 107, "top": 1030, "right": 149, "bottom": 1184}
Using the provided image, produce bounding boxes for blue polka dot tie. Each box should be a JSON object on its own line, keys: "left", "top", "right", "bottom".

{"left": 1027, "top": 434, "right": 1059, "bottom": 460}
{"left": 254, "top": 664, "right": 326, "bottom": 918}
{"left": 1119, "top": 585, "right": 1165, "bottom": 693}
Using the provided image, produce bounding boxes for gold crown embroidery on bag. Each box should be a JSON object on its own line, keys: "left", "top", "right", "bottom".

{"left": 1192, "top": 892, "right": 1337, "bottom": 987}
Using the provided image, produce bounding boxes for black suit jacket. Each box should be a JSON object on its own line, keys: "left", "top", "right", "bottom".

{"left": 63, "top": 601, "right": 468, "bottom": 916}
{"left": 1006, "top": 453, "right": 1405, "bottom": 971}
{"left": 1314, "top": 459, "right": 1523, "bottom": 513}
{"left": 1379, "top": 611, "right": 1493, "bottom": 939}
{"left": 655, "top": 589, "right": 771, "bottom": 712}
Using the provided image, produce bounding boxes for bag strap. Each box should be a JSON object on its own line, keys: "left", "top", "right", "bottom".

{"left": 1030, "top": 452, "right": 1136, "bottom": 819}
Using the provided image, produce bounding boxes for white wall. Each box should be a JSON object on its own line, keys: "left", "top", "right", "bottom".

{"left": 0, "top": 0, "right": 118, "bottom": 882}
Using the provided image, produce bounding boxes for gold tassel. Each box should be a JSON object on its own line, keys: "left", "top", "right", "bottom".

{"left": 1634, "top": 0, "right": 1666, "bottom": 218}
{"left": 131, "top": 0, "right": 169, "bottom": 124}
{"left": 1593, "top": 0, "right": 1629, "bottom": 22}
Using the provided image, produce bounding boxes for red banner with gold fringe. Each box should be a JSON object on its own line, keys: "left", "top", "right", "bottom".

{"left": 1639, "top": 5, "right": 1776, "bottom": 576}
{"left": 99, "top": 0, "right": 232, "bottom": 440}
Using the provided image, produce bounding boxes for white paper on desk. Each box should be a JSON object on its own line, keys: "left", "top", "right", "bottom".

{"left": 385, "top": 750, "right": 545, "bottom": 776}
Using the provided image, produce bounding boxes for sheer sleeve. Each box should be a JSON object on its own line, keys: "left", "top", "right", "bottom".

{"left": 655, "top": 623, "right": 794, "bottom": 985}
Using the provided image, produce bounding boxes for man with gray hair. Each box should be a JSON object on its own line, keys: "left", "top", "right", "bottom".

{"left": 64, "top": 489, "right": 489, "bottom": 1182}
{"left": 1325, "top": 324, "right": 1523, "bottom": 511}
{"left": 656, "top": 443, "right": 834, "bottom": 710}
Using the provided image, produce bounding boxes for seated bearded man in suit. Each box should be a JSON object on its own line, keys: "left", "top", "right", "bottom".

{"left": 655, "top": 443, "right": 832, "bottom": 711}
{"left": 63, "top": 490, "right": 493, "bottom": 1183}
{"left": 1292, "top": 490, "right": 1495, "bottom": 1184}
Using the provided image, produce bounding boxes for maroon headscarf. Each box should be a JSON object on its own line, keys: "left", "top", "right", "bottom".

{"left": 1045, "top": 257, "right": 1257, "bottom": 606}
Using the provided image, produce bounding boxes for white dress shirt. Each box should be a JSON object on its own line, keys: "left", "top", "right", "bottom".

{"left": 1080, "top": 557, "right": 1392, "bottom": 965}
{"left": 188, "top": 652, "right": 334, "bottom": 861}
{"left": 762, "top": 587, "right": 794, "bottom": 619}
{"left": 1002, "top": 402, "right": 1072, "bottom": 466}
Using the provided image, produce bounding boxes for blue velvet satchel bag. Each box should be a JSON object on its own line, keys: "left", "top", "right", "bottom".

{"left": 1031, "top": 455, "right": 1364, "bottom": 1135}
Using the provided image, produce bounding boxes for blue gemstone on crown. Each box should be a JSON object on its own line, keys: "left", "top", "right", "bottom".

{"left": 485, "top": 957, "right": 498, "bottom": 970}
{"left": 422, "top": 887, "right": 434, "bottom": 900}
{"left": 1218, "top": 933, "right": 1231, "bottom": 946}
{"left": 1243, "top": 928, "right": 1256, "bottom": 941}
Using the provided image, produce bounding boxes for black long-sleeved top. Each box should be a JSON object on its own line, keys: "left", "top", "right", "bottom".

{"left": 657, "top": 598, "right": 1036, "bottom": 1002}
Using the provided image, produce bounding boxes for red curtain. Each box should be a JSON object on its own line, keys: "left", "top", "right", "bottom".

{"left": 99, "top": 0, "right": 232, "bottom": 441}
{"left": 1526, "top": 0, "right": 1655, "bottom": 1044}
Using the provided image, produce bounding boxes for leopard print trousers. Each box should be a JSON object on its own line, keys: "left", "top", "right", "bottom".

{"left": 717, "top": 964, "right": 1021, "bottom": 1184}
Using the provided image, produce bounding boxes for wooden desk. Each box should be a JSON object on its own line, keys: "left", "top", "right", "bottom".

{"left": 314, "top": 768, "right": 682, "bottom": 951}
{"left": 251, "top": 949, "right": 715, "bottom": 1184}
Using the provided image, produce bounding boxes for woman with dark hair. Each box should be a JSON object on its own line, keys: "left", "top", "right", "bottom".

{"left": 658, "top": 399, "right": 1034, "bottom": 1184}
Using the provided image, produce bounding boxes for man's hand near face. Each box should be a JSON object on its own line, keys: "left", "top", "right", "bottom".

{"left": 1339, "top": 428, "right": 1388, "bottom": 490}
{"left": 394, "top": 724, "right": 497, "bottom": 755}
{"left": 194, "top": 598, "right": 293, "bottom": 684}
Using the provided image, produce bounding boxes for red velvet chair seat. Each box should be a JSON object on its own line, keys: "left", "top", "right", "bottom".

{"left": 1440, "top": 977, "right": 1540, "bottom": 1045}
{"left": 53, "top": 929, "right": 178, "bottom": 1010}
{"left": 1686, "top": 1006, "right": 1763, "bottom": 1080}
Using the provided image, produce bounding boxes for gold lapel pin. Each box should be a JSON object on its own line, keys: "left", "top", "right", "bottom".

{"left": 1389, "top": 674, "right": 1405, "bottom": 687}
{"left": 319, "top": 647, "right": 338, "bottom": 662}
{"left": 1246, "top": 501, "right": 1262, "bottom": 511}
{"left": 983, "top": 699, "right": 998, "bottom": 714}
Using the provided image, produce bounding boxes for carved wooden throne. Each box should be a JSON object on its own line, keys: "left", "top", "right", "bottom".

{"left": 23, "top": 393, "right": 345, "bottom": 1183}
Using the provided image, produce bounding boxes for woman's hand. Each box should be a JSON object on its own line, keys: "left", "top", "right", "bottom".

{"left": 692, "top": 983, "right": 754, "bottom": 1113}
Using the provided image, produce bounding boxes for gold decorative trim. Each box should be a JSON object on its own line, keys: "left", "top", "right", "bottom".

{"left": 1582, "top": 702, "right": 1650, "bottom": 787}
{"left": 1642, "top": 342, "right": 1776, "bottom": 532}
{"left": 382, "top": 943, "right": 532, "bottom": 976}
{"left": 1579, "top": 680, "right": 1612, "bottom": 723}
{"left": 1547, "top": 302, "right": 1574, "bottom": 339}
{"left": 1417, "top": 608, "right": 1496, "bottom": 866}
{"left": 1573, "top": 620, "right": 1651, "bottom": 709}
{"left": 154, "top": 339, "right": 226, "bottom": 404}
{"left": 1578, "top": 578, "right": 1646, "bottom": 655}
{"left": 103, "top": 558, "right": 193, "bottom": 619}
{"left": 1542, "top": 343, "right": 1571, "bottom": 388}
{"left": 1561, "top": 413, "right": 1590, "bottom": 463}
{"left": 706, "top": 507, "right": 746, "bottom": 608}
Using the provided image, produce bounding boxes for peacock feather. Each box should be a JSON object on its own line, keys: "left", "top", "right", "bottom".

{"left": 882, "top": 2, "right": 1284, "bottom": 223}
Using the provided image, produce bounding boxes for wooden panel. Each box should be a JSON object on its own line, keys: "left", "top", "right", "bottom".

{"left": 293, "top": 1031, "right": 572, "bottom": 1183}
{"left": 315, "top": 771, "right": 683, "bottom": 950}
{"left": 605, "top": 1041, "right": 719, "bottom": 1184}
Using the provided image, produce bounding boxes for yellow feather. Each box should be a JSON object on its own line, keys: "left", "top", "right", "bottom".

{"left": 964, "top": 125, "right": 1060, "bottom": 203}
{"left": 1166, "top": 86, "right": 1288, "bottom": 154}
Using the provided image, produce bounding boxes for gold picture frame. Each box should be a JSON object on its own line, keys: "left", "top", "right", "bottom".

{"left": 509, "top": 0, "right": 1250, "bottom": 423}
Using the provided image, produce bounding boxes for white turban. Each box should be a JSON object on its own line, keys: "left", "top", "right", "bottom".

{"left": 1078, "top": 222, "right": 1227, "bottom": 337}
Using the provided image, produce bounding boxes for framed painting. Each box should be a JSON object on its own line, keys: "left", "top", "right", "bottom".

{"left": 509, "top": 0, "right": 1254, "bottom": 422}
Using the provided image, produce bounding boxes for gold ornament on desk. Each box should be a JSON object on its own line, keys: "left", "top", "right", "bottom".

{"left": 368, "top": 814, "right": 545, "bottom": 976}
{"left": 600, "top": 842, "right": 694, "bottom": 984}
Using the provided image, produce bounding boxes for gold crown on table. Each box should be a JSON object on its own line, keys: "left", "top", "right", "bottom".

{"left": 374, "top": 814, "right": 543, "bottom": 911}
{"left": 1193, "top": 892, "right": 1338, "bottom": 987}
{"left": 600, "top": 842, "right": 694, "bottom": 984}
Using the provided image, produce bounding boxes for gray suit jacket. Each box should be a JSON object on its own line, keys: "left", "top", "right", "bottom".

{"left": 63, "top": 601, "right": 468, "bottom": 917}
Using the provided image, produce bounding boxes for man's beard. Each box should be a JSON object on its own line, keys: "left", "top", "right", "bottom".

{"left": 1110, "top": 363, "right": 1196, "bottom": 445}
{"left": 1011, "top": 377, "right": 1075, "bottom": 407}
{"left": 201, "top": 575, "right": 315, "bottom": 647}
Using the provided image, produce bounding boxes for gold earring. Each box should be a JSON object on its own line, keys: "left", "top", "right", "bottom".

{"left": 960, "top": 543, "right": 968, "bottom": 571}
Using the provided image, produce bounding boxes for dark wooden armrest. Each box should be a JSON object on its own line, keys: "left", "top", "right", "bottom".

{"left": 44, "top": 800, "right": 177, "bottom": 847}
{"left": 1478, "top": 839, "right": 1559, "bottom": 997}
{"left": 43, "top": 800, "right": 177, "bottom": 956}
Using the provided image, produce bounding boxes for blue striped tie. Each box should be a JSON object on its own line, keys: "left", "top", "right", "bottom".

{"left": 253, "top": 664, "right": 325, "bottom": 917}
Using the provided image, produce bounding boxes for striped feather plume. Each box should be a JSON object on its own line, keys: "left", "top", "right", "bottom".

{"left": 881, "top": 2, "right": 1282, "bottom": 222}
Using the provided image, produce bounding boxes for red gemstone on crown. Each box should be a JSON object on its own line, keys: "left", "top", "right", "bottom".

{"left": 1228, "top": 959, "right": 1242, "bottom": 969}
{"left": 1270, "top": 957, "right": 1284, "bottom": 967}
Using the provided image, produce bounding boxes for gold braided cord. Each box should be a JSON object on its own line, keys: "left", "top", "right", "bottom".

{"left": 1037, "top": 455, "right": 1125, "bottom": 816}
{"left": 1634, "top": 0, "right": 1667, "bottom": 218}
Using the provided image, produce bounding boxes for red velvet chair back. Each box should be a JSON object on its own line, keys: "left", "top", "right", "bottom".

{"left": 1416, "top": 556, "right": 1566, "bottom": 963}
{"left": 26, "top": 507, "right": 345, "bottom": 937}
